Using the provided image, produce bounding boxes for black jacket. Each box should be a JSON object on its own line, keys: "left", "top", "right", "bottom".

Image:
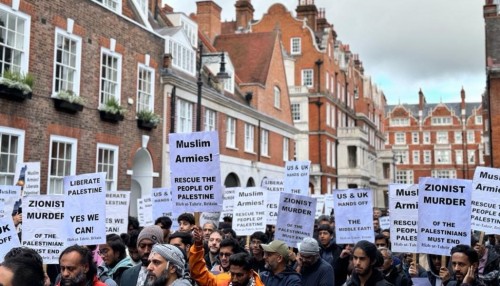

{"left": 344, "top": 268, "right": 393, "bottom": 286}
{"left": 383, "top": 265, "right": 410, "bottom": 286}
{"left": 300, "top": 258, "right": 334, "bottom": 286}
{"left": 320, "top": 238, "right": 350, "bottom": 286}
{"left": 260, "top": 266, "right": 302, "bottom": 286}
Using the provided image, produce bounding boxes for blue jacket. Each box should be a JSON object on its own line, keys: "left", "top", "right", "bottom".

{"left": 300, "top": 258, "right": 334, "bottom": 286}
{"left": 260, "top": 266, "right": 302, "bottom": 286}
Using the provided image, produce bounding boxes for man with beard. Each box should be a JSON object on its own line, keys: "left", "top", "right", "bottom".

{"left": 56, "top": 245, "right": 106, "bottom": 286}
{"left": 344, "top": 240, "right": 391, "bottom": 286}
{"left": 120, "top": 225, "right": 164, "bottom": 286}
{"left": 228, "top": 253, "right": 265, "bottom": 286}
{"left": 378, "top": 247, "right": 410, "bottom": 286}
{"left": 259, "top": 240, "right": 302, "bottom": 286}
{"left": 447, "top": 244, "right": 483, "bottom": 286}
{"left": 205, "top": 230, "right": 223, "bottom": 270}
{"left": 144, "top": 244, "right": 191, "bottom": 286}
{"left": 294, "top": 237, "right": 333, "bottom": 286}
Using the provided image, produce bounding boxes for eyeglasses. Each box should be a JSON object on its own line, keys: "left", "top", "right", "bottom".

{"left": 219, "top": 252, "right": 233, "bottom": 257}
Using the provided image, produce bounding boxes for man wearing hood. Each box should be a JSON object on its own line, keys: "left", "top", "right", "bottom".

{"left": 317, "top": 224, "right": 350, "bottom": 286}
{"left": 426, "top": 254, "right": 451, "bottom": 286}
{"left": 295, "top": 237, "right": 333, "bottom": 286}
{"left": 259, "top": 240, "right": 302, "bottom": 286}
{"left": 344, "top": 240, "right": 392, "bottom": 286}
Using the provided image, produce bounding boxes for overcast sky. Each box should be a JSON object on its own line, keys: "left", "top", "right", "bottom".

{"left": 168, "top": 0, "right": 485, "bottom": 105}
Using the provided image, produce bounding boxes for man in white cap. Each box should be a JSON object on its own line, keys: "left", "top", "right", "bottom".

{"left": 295, "top": 237, "right": 334, "bottom": 286}
{"left": 145, "top": 244, "right": 191, "bottom": 286}
{"left": 259, "top": 240, "right": 302, "bottom": 286}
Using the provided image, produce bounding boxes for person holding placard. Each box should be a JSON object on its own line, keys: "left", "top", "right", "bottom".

{"left": 259, "top": 240, "right": 302, "bottom": 286}
{"left": 177, "top": 214, "right": 195, "bottom": 233}
{"left": 472, "top": 236, "right": 500, "bottom": 286}
{"left": 344, "top": 240, "right": 392, "bottom": 286}
{"left": 205, "top": 230, "right": 223, "bottom": 270}
{"left": 447, "top": 244, "right": 482, "bottom": 286}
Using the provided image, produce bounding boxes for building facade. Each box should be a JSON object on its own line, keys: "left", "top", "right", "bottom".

{"left": 385, "top": 89, "right": 484, "bottom": 186}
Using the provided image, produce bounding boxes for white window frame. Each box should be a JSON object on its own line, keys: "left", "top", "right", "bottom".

{"left": 283, "top": 137, "right": 289, "bottom": 162}
{"left": 412, "top": 150, "right": 420, "bottom": 164}
{"left": 244, "top": 123, "right": 254, "bottom": 153}
{"left": 92, "top": 0, "right": 122, "bottom": 13}
{"left": 204, "top": 109, "right": 216, "bottom": 131}
{"left": 432, "top": 170, "right": 456, "bottom": 179}
{"left": 99, "top": 48, "right": 122, "bottom": 107}
{"left": 331, "top": 140, "right": 336, "bottom": 168}
{"left": 331, "top": 105, "right": 336, "bottom": 127}
{"left": 395, "top": 132, "right": 406, "bottom": 145}
{"left": 274, "top": 86, "right": 281, "bottom": 108}
{"left": 166, "top": 37, "right": 196, "bottom": 76}
{"left": 468, "top": 150, "right": 476, "bottom": 164}
{"left": 291, "top": 37, "right": 301, "bottom": 55}
{"left": 136, "top": 64, "right": 155, "bottom": 112}
{"left": 0, "top": 5, "right": 30, "bottom": 76}
{"left": 326, "top": 104, "right": 331, "bottom": 126}
{"left": 475, "top": 116, "right": 483, "bottom": 125}
{"left": 302, "top": 69, "right": 313, "bottom": 88}
{"left": 454, "top": 131, "right": 462, "bottom": 144}
{"left": 261, "top": 129, "right": 269, "bottom": 157}
{"left": 0, "top": 127, "right": 24, "bottom": 185}
{"left": 424, "top": 150, "right": 432, "bottom": 164}
{"left": 412, "top": 132, "right": 419, "bottom": 144}
{"left": 455, "top": 150, "right": 463, "bottom": 164}
{"left": 53, "top": 28, "right": 82, "bottom": 96}
{"left": 327, "top": 140, "right": 331, "bottom": 166}
{"left": 176, "top": 99, "right": 193, "bottom": 133}
{"left": 291, "top": 103, "right": 301, "bottom": 121}
{"left": 431, "top": 117, "right": 452, "bottom": 126}
{"left": 390, "top": 118, "right": 410, "bottom": 126}
{"left": 435, "top": 150, "right": 451, "bottom": 164}
{"left": 48, "top": 135, "right": 77, "bottom": 195}
{"left": 396, "top": 170, "right": 414, "bottom": 184}
{"left": 423, "top": 132, "right": 431, "bottom": 144}
{"left": 467, "top": 131, "right": 475, "bottom": 143}
{"left": 226, "top": 117, "right": 236, "bottom": 148}
{"left": 96, "top": 143, "right": 119, "bottom": 191}
{"left": 436, "top": 132, "right": 448, "bottom": 144}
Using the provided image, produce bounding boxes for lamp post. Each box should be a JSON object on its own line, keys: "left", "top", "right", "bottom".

{"left": 196, "top": 43, "right": 230, "bottom": 131}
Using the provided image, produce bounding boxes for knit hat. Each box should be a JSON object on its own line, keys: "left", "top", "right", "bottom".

{"left": 152, "top": 244, "right": 185, "bottom": 276}
{"left": 261, "top": 240, "right": 289, "bottom": 257}
{"left": 137, "top": 225, "right": 164, "bottom": 245}
{"left": 317, "top": 224, "right": 333, "bottom": 234}
{"left": 298, "top": 237, "right": 320, "bottom": 255}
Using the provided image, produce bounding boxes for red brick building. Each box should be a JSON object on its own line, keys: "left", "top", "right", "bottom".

{"left": 385, "top": 89, "right": 484, "bottom": 183}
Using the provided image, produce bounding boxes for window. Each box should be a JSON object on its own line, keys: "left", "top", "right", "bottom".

{"left": 291, "top": 37, "right": 301, "bottom": 55}
{"left": 137, "top": 64, "right": 154, "bottom": 112}
{"left": 431, "top": 117, "right": 452, "bottom": 125}
{"left": 467, "top": 131, "right": 475, "bottom": 143}
{"left": 424, "top": 150, "right": 432, "bottom": 164}
{"left": 468, "top": 150, "right": 475, "bottom": 164}
{"left": 53, "top": 29, "right": 82, "bottom": 95}
{"left": 454, "top": 131, "right": 462, "bottom": 144}
{"left": 331, "top": 106, "right": 336, "bottom": 127}
{"left": 395, "top": 132, "right": 406, "bottom": 145}
{"left": 0, "top": 128, "right": 24, "bottom": 185}
{"left": 455, "top": 150, "right": 463, "bottom": 164}
{"left": 204, "top": 109, "right": 216, "bottom": 131}
{"left": 423, "top": 132, "right": 431, "bottom": 144}
{"left": 412, "top": 132, "right": 419, "bottom": 144}
{"left": 435, "top": 150, "right": 451, "bottom": 164}
{"left": 327, "top": 140, "right": 331, "bottom": 166}
{"left": 331, "top": 140, "right": 336, "bottom": 168}
{"left": 0, "top": 7, "right": 30, "bottom": 75}
{"left": 48, "top": 136, "right": 77, "bottom": 194}
{"left": 261, "top": 129, "right": 269, "bottom": 157}
{"left": 436, "top": 132, "right": 448, "bottom": 144}
{"left": 396, "top": 170, "right": 413, "bottom": 184}
{"left": 326, "top": 104, "right": 331, "bottom": 126}
{"left": 390, "top": 118, "right": 410, "bottom": 126}
{"left": 394, "top": 150, "right": 408, "bottom": 164}
{"left": 99, "top": 49, "right": 122, "bottom": 106}
{"left": 96, "top": 144, "right": 118, "bottom": 191}
{"left": 326, "top": 72, "right": 329, "bottom": 91}
{"left": 226, "top": 117, "right": 236, "bottom": 148}
{"left": 302, "top": 69, "right": 313, "bottom": 88}
{"left": 93, "top": 0, "right": 121, "bottom": 12}
{"left": 283, "top": 137, "right": 289, "bottom": 161}
{"left": 176, "top": 99, "right": 193, "bottom": 133}
{"left": 244, "top": 124, "right": 254, "bottom": 152}
{"left": 291, "top": 103, "right": 301, "bottom": 121}
{"left": 475, "top": 116, "right": 483, "bottom": 125}
{"left": 412, "top": 150, "right": 420, "bottom": 164}
{"left": 166, "top": 37, "right": 195, "bottom": 75}
{"left": 432, "top": 170, "right": 456, "bottom": 179}
{"left": 274, "top": 86, "right": 281, "bottom": 108}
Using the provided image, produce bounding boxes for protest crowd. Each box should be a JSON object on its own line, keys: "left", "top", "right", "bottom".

{"left": 1, "top": 208, "right": 499, "bottom": 286}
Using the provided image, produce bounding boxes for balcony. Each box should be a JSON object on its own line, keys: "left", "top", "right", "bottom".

{"left": 337, "top": 127, "right": 368, "bottom": 141}
{"left": 288, "top": 86, "right": 309, "bottom": 95}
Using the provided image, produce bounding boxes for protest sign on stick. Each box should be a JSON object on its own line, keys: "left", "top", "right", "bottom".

{"left": 284, "top": 161, "right": 310, "bottom": 196}
{"left": 275, "top": 192, "right": 316, "bottom": 247}
{"left": 106, "top": 191, "right": 130, "bottom": 234}
{"left": 262, "top": 178, "right": 284, "bottom": 225}
{"left": 232, "top": 187, "right": 266, "bottom": 236}
{"left": 389, "top": 184, "right": 418, "bottom": 253}
{"left": 471, "top": 167, "right": 500, "bottom": 234}
{"left": 0, "top": 216, "right": 20, "bottom": 262}
{"left": 14, "top": 162, "right": 41, "bottom": 195}
{"left": 0, "top": 185, "right": 21, "bottom": 218}
{"left": 138, "top": 197, "right": 153, "bottom": 226}
{"left": 220, "top": 187, "right": 236, "bottom": 222}
{"left": 334, "top": 189, "right": 374, "bottom": 244}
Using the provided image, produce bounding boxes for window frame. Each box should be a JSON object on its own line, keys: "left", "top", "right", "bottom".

{"left": 261, "top": 129, "right": 269, "bottom": 157}
{"left": 99, "top": 47, "right": 122, "bottom": 107}
{"left": 290, "top": 37, "right": 301, "bottom": 55}
{"left": 96, "top": 143, "right": 119, "bottom": 191}
{"left": 136, "top": 63, "right": 155, "bottom": 112}
{"left": 0, "top": 127, "right": 25, "bottom": 185}
{"left": 436, "top": 131, "right": 448, "bottom": 144}
{"left": 48, "top": 135, "right": 77, "bottom": 195}
{"left": 244, "top": 123, "right": 254, "bottom": 153}
{"left": 204, "top": 108, "right": 216, "bottom": 131}
{"left": 301, "top": 69, "right": 314, "bottom": 88}
{"left": 274, "top": 86, "right": 281, "bottom": 108}
{"left": 283, "top": 137, "right": 289, "bottom": 162}
{"left": 0, "top": 5, "right": 30, "bottom": 76}
{"left": 176, "top": 99, "right": 193, "bottom": 133}
{"left": 226, "top": 116, "right": 236, "bottom": 148}
{"left": 395, "top": 132, "right": 406, "bottom": 145}
{"left": 52, "top": 28, "right": 82, "bottom": 96}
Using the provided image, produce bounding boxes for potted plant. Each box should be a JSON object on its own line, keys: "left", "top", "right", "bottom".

{"left": 136, "top": 109, "right": 161, "bottom": 130}
{"left": 53, "top": 90, "right": 85, "bottom": 113}
{"left": 99, "top": 96, "right": 126, "bottom": 123}
{"left": 0, "top": 70, "right": 34, "bottom": 101}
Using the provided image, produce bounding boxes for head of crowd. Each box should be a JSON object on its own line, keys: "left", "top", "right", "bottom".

{"left": 1, "top": 209, "right": 499, "bottom": 286}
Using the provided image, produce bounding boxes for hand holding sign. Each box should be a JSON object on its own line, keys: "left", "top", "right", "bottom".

{"left": 192, "top": 226, "right": 203, "bottom": 246}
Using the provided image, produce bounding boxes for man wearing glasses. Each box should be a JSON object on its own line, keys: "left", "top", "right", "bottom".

{"left": 260, "top": 240, "right": 302, "bottom": 286}
{"left": 295, "top": 237, "right": 333, "bottom": 286}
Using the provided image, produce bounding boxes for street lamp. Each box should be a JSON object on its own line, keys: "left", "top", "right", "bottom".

{"left": 196, "top": 42, "right": 231, "bottom": 131}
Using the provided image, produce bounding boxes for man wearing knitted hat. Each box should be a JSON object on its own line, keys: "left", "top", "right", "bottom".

{"left": 259, "top": 239, "right": 301, "bottom": 286}
{"left": 295, "top": 237, "right": 333, "bottom": 286}
{"left": 120, "top": 225, "right": 164, "bottom": 286}
{"left": 144, "top": 244, "right": 191, "bottom": 286}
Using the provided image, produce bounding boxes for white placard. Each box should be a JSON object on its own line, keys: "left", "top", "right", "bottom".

{"left": 14, "top": 162, "right": 41, "bottom": 195}
{"left": 0, "top": 186, "right": 21, "bottom": 218}
{"left": 200, "top": 212, "right": 221, "bottom": 228}
{"left": 284, "top": 161, "right": 310, "bottom": 196}
{"left": 389, "top": 184, "right": 418, "bottom": 253}
{"left": 262, "top": 178, "right": 285, "bottom": 225}
{"left": 170, "top": 131, "right": 223, "bottom": 212}
{"left": 312, "top": 194, "right": 326, "bottom": 218}
{"left": 275, "top": 193, "right": 316, "bottom": 247}
{"left": 324, "top": 194, "right": 334, "bottom": 216}
{"left": 334, "top": 189, "right": 374, "bottom": 244}
{"left": 233, "top": 187, "right": 266, "bottom": 236}
{"left": 22, "top": 195, "right": 65, "bottom": 263}
{"left": 417, "top": 177, "right": 472, "bottom": 255}
{"left": 138, "top": 197, "right": 153, "bottom": 226}
{"left": 0, "top": 216, "right": 20, "bottom": 262}
{"left": 106, "top": 191, "right": 130, "bottom": 234}
{"left": 220, "top": 187, "right": 236, "bottom": 221}
{"left": 64, "top": 172, "right": 106, "bottom": 245}
{"left": 379, "top": 216, "right": 390, "bottom": 230}
{"left": 471, "top": 167, "right": 500, "bottom": 233}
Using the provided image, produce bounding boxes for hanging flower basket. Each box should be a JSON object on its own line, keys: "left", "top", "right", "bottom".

{"left": 99, "top": 110, "right": 124, "bottom": 123}
{"left": 0, "top": 71, "right": 33, "bottom": 101}
{"left": 99, "top": 97, "right": 126, "bottom": 123}
{"left": 53, "top": 90, "right": 84, "bottom": 114}
{"left": 136, "top": 109, "right": 160, "bottom": 131}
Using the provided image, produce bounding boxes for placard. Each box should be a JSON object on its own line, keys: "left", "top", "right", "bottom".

{"left": 471, "top": 167, "right": 500, "bottom": 233}
{"left": 106, "top": 191, "right": 130, "bottom": 234}
{"left": 0, "top": 216, "right": 20, "bottom": 262}
{"left": 389, "top": 184, "right": 418, "bottom": 253}
{"left": 14, "top": 162, "right": 41, "bottom": 195}
{"left": 275, "top": 193, "right": 316, "bottom": 247}
{"left": 284, "top": 161, "right": 310, "bottom": 196}
{"left": 262, "top": 178, "right": 284, "bottom": 225}
{"left": 232, "top": 187, "right": 266, "bottom": 236}
{"left": 334, "top": 189, "right": 374, "bottom": 244}
{"left": 138, "top": 197, "right": 153, "bottom": 226}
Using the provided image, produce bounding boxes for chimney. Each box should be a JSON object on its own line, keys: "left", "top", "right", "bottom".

{"left": 461, "top": 87, "right": 466, "bottom": 109}
{"left": 316, "top": 8, "right": 330, "bottom": 31}
{"left": 196, "top": 1, "right": 222, "bottom": 43}
{"left": 418, "top": 89, "right": 426, "bottom": 110}
{"left": 296, "top": 0, "right": 318, "bottom": 31}
{"left": 235, "top": 0, "right": 255, "bottom": 30}
{"left": 484, "top": 0, "right": 498, "bottom": 17}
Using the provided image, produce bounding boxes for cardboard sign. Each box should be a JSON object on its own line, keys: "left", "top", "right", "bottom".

{"left": 334, "top": 189, "right": 374, "bottom": 244}
{"left": 106, "top": 191, "right": 130, "bottom": 234}
{"left": 389, "top": 184, "right": 418, "bottom": 253}
{"left": 138, "top": 197, "right": 153, "bottom": 226}
{"left": 14, "top": 162, "right": 41, "bottom": 195}
{"left": 471, "top": 167, "right": 500, "bottom": 233}
{"left": 232, "top": 187, "right": 266, "bottom": 236}
{"left": 275, "top": 193, "right": 316, "bottom": 247}
{"left": 0, "top": 186, "right": 21, "bottom": 218}
{"left": 0, "top": 216, "right": 20, "bottom": 262}
{"left": 262, "top": 178, "right": 284, "bottom": 225}
{"left": 284, "top": 161, "right": 310, "bottom": 196}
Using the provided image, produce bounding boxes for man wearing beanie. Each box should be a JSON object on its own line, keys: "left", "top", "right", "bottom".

{"left": 144, "top": 244, "right": 191, "bottom": 286}
{"left": 317, "top": 224, "right": 350, "bottom": 286}
{"left": 295, "top": 237, "right": 333, "bottom": 286}
{"left": 259, "top": 240, "right": 302, "bottom": 286}
{"left": 344, "top": 240, "right": 392, "bottom": 286}
{"left": 120, "top": 225, "right": 164, "bottom": 286}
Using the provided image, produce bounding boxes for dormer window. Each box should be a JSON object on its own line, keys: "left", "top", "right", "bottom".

{"left": 93, "top": 0, "right": 122, "bottom": 13}
{"left": 291, "top": 37, "right": 301, "bottom": 55}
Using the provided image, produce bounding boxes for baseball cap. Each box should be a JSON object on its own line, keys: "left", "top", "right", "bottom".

{"left": 261, "top": 240, "right": 289, "bottom": 257}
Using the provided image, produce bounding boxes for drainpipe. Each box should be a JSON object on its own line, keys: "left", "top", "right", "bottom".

{"left": 169, "top": 85, "right": 176, "bottom": 133}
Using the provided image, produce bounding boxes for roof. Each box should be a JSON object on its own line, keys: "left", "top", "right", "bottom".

{"left": 386, "top": 102, "right": 482, "bottom": 118}
{"left": 213, "top": 32, "right": 276, "bottom": 85}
